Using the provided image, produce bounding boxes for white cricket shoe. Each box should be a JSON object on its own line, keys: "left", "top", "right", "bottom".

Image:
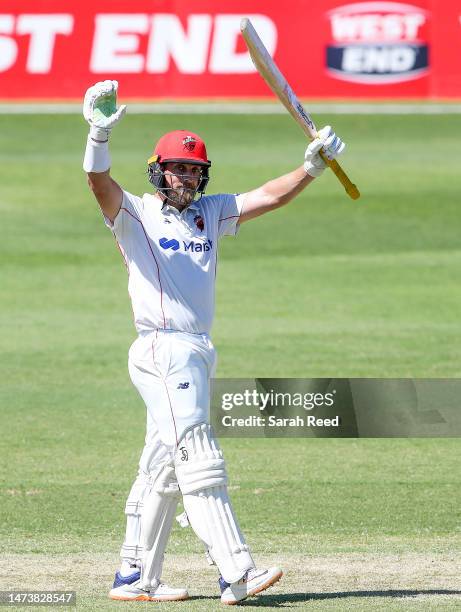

{"left": 220, "top": 567, "right": 283, "bottom": 605}
{"left": 109, "top": 579, "right": 189, "bottom": 602}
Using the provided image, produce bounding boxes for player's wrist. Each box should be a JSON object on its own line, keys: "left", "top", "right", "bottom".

{"left": 303, "top": 161, "right": 325, "bottom": 178}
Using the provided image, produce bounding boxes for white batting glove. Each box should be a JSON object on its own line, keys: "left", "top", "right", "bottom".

{"left": 83, "top": 80, "right": 126, "bottom": 142}
{"left": 303, "top": 126, "right": 346, "bottom": 178}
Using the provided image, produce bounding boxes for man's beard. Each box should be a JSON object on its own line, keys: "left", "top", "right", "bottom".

{"left": 165, "top": 185, "right": 196, "bottom": 208}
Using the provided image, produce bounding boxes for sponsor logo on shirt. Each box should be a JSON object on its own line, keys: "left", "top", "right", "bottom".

{"left": 184, "top": 239, "right": 213, "bottom": 252}
{"left": 159, "top": 237, "right": 180, "bottom": 250}
{"left": 159, "top": 237, "right": 213, "bottom": 252}
{"left": 326, "top": 2, "right": 430, "bottom": 84}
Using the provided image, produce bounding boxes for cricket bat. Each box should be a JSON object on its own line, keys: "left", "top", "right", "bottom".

{"left": 241, "top": 18, "right": 360, "bottom": 201}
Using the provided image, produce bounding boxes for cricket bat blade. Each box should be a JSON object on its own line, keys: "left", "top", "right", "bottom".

{"left": 241, "top": 18, "right": 360, "bottom": 201}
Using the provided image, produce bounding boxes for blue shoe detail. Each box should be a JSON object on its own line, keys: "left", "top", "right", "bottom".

{"left": 218, "top": 575, "right": 231, "bottom": 594}
{"left": 113, "top": 570, "right": 141, "bottom": 588}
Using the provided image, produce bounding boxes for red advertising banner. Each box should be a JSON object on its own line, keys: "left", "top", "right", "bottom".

{"left": 0, "top": 0, "right": 460, "bottom": 100}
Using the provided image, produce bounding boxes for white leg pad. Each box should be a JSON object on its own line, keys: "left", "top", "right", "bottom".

{"left": 140, "top": 462, "right": 180, "bottom": 590}
{"left": 175, "top": 423, "right": 255, "bottom": 584}
{"left": 121, "top": 475, "right": 151, "bottom": 564}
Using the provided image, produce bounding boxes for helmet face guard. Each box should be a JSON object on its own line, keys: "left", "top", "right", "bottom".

{"left": 147, "top": 131, "right": 211, "bottom": 205}
{"left": 147, "top": 157, "right": 210, "bottom": 199}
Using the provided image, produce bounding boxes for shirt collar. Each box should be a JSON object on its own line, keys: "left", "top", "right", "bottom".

{"left": 161, "top": 200, "right": 199, "bottom": 216}
{"left": 143, "top": 193, "right": 199, "bottom": 216}
{"left": 186, "top": 202, "right": 200, "bottom": 213}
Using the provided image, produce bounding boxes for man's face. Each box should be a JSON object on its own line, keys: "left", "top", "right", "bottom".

{"left": 162, "top": 162, "right": 202, "bottom": 210}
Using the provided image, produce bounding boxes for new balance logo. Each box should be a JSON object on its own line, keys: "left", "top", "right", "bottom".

{"left": 159, "top": 238, "right": 213, "bottom": 252}
{"left": 159, "top": 237, "right": 180, "bottom": 250}
{"left": 177, "top": 382, "right": 190, "bottom": 389}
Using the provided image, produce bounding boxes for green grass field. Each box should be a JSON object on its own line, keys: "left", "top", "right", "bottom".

{"left": 1, "top": 112, "right": 460, "bottom": 610}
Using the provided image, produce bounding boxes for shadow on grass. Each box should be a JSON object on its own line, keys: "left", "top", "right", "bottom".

{"left": 229, "top": 589, "right": 461, "bottom": 606}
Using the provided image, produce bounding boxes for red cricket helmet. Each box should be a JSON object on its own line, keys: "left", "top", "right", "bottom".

{"left": 147, "top": 130, "right": 211, "bottom": 196}
{"left": 152, "top": 130, "right": 210, "bottom": 166}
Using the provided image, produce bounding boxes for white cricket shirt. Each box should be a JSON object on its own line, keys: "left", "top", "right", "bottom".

{"left": 105, "top": 190, "right": 244, "bottom": 335}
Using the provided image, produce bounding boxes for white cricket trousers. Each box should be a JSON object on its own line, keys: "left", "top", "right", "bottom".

{"left": 128, "top": 328, "right": 217, "bottom": 451}
{"left": 121, "top": 328, "right": 217, "bottom": 563}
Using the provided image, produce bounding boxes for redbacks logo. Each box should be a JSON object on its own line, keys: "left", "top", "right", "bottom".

{"left": 182, "top": 136, "right": 197, "bottom": 151}
{"left": 326, "top": 2, "right": 430, "bottom": 84}
{"left": 194, "top": 215, "right": 205, "bottom": 232}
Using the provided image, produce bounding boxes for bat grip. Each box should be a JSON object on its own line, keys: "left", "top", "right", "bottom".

{"left": 319, "top": 152, "right": 360, "bottom": 200}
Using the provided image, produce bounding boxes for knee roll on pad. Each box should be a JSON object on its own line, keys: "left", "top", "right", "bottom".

{"left": 175, "top": 423, "right": 254, "bottom": 584}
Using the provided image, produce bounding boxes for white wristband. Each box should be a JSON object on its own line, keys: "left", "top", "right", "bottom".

{"left": 83, "top": 134, "right": 111, "bottom": 173}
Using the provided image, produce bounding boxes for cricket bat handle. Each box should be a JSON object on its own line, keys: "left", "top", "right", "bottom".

{"left": 319, "top": 153, "right": 360, "bottom": 200}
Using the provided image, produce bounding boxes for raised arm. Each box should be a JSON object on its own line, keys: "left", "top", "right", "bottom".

{"left": 239, "top": 126, "right": 345, "bottom": 224}
{"left": 82, "top": 80, "right": 127, "bottom": 222}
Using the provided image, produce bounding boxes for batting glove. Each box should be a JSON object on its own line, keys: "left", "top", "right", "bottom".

{"left": 303, "top": 126, "right": 346, "bottom": 178}
{"left": 83, "top": 80, "right": 126, "bottom": 142}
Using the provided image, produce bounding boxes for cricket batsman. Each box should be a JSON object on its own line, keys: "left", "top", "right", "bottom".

{"left": 82, "top": 80, "right": 345, "bottom": 605}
